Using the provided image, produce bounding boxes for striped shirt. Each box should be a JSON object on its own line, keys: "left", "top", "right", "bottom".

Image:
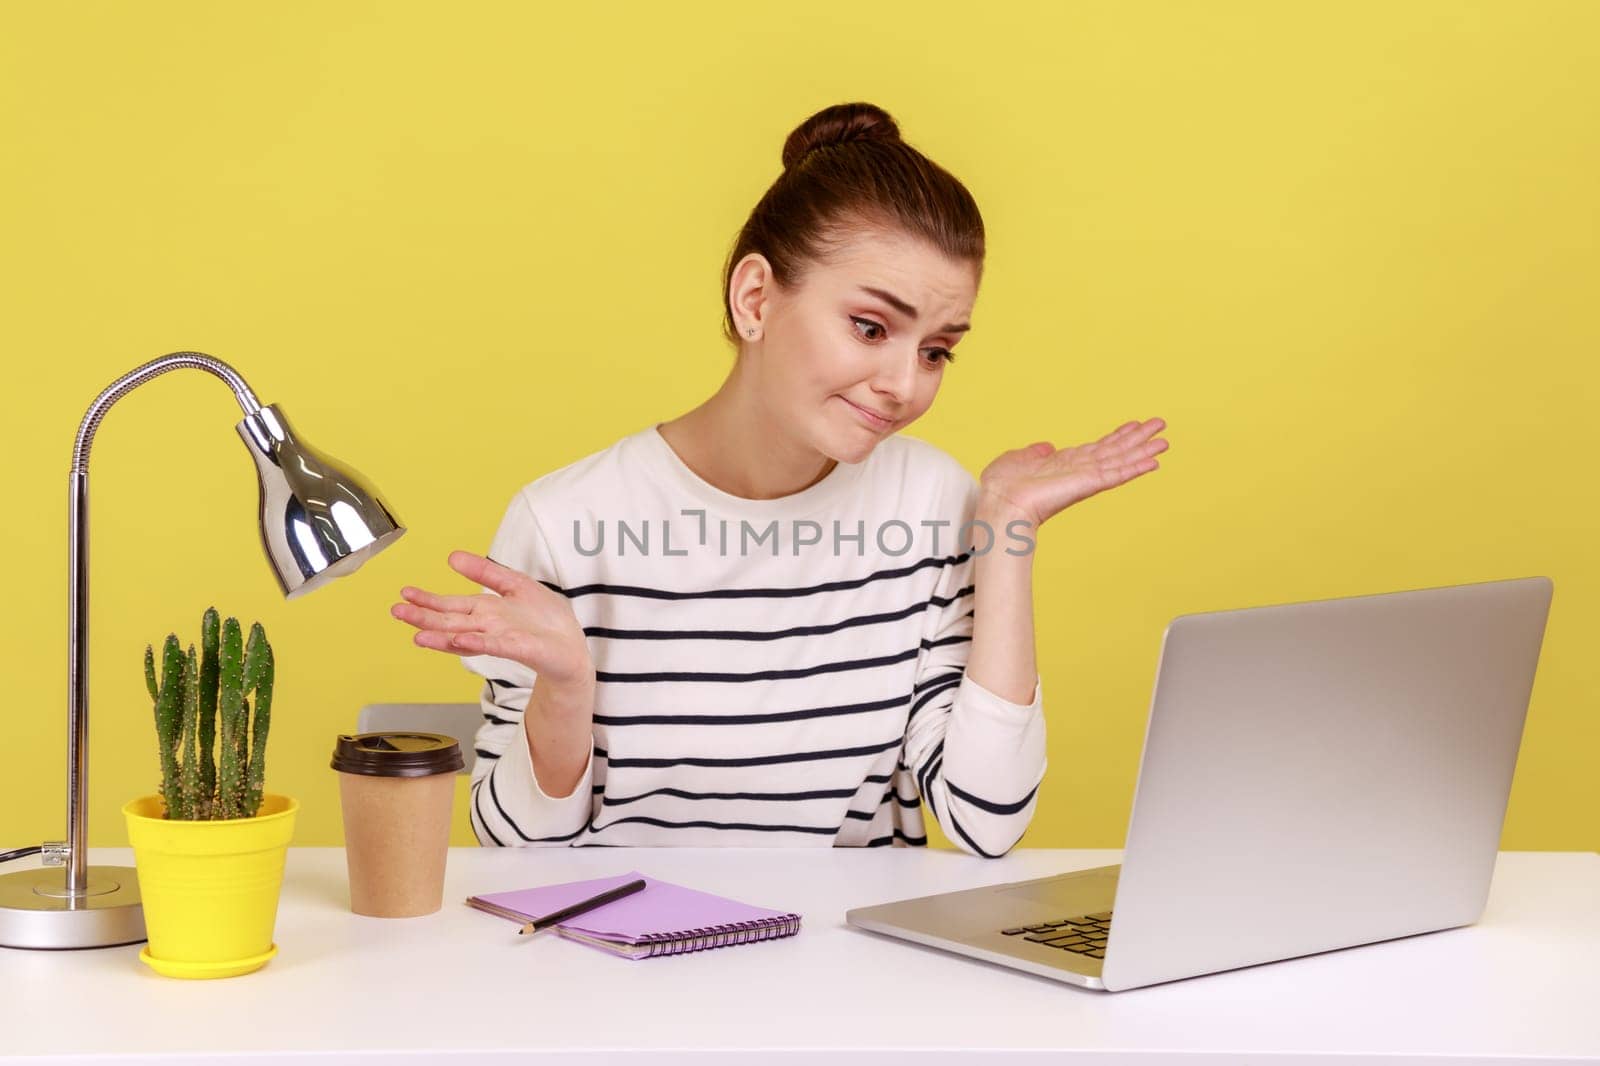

{"left": 460, "top": 423, "right": 1046, "bottom": 856}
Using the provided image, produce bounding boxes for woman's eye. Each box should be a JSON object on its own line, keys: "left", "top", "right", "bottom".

{"left": 850, "top": 316, "right": 885, "bottom": 341}
{"left": 852, "top": 316, "right": 955, "bottom": 366}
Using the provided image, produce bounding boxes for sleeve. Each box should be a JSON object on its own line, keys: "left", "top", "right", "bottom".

{"left": 902, "top": 471, "right": 1047, "bottom": 858}
{"left": 458, "top": 490, "right": 595, "bottom": 847}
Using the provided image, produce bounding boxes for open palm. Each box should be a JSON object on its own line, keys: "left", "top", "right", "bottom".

{"left": 390, "top": 551, "right": 593, "bottom": 686}
{"left": 979, "top": 418, "right": 1169, "bottom": 528}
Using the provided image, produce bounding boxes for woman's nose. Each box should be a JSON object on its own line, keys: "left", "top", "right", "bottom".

{"left": 871, "top": 350, "right": 918, "bottom": 405}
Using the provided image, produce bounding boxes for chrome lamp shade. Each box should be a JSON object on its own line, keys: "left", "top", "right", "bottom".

{"left": 0, "top": 352, "right": 405, "bottom": 950}
{"left": 240, "top": 404, "right": 405, "bottom": 601}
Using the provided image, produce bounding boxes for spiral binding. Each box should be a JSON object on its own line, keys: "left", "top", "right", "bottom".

{"left": 637, "top": 915, "right": 802, "bottom": 957}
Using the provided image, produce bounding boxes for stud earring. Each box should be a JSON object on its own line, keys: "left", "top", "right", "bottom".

{"left": 747, "top": 328, "right": 757, "bottom": 338}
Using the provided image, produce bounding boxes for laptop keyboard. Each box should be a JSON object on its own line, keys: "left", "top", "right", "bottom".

{"left": 1001, "top": 910, "right": 1112, "bottom": 958}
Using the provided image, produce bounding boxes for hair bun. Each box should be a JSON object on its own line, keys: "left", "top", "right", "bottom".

{"left": 781, "top": 102, "right": 902, "bottom": 170}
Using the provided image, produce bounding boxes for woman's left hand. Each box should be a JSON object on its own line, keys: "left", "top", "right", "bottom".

{"left": 978, "top": 417, "right": 1169, "bottom": 529}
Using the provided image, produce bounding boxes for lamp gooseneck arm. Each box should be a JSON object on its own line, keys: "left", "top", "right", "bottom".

{"left": 64, "top": 352, "right": 264, "bottom": 895}
{"left": 72, "top": 353, "right": 262, "bottom": 473}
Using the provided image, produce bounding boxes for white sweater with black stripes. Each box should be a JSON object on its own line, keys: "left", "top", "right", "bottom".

{"left": 460, "top": 423, "right": 1047, "bottom": 857}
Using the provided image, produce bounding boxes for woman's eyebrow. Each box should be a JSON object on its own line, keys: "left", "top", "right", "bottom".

{"left": 858, "top": 285, "right": 971, "bottom": 334}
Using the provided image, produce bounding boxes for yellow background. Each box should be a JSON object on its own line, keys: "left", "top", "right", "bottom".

{"left": 1, "top": 2, "right": 1593, "bottom": 853}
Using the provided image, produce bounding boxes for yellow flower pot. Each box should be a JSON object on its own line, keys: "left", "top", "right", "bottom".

{"left": 122, "top": 792, "right": 299, "bottom": 979}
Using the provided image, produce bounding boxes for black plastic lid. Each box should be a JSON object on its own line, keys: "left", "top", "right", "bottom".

{"left": 330, "top": 731, "right": 465, "bottom": 778}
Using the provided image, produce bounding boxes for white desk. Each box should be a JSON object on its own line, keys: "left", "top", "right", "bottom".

{"left": 3, "top": 848, "right": 1597, "bottom": 1064}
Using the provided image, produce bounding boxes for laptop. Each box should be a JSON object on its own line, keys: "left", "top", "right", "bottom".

{"left": 846, "top": 575, "right": 1555, "bottom": 991}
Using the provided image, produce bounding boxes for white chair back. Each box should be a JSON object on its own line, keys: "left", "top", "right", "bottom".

{"left": 355, "top": 702, "right": 483, "bottom": 776}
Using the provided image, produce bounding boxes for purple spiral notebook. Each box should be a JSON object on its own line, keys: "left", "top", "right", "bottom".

{"left": 466, "top": 871, "right": 802, "bottom": 959}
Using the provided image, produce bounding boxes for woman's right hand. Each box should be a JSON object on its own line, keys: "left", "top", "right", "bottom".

{"left": 390, "top": 550, "right": 594, "bottom": 689}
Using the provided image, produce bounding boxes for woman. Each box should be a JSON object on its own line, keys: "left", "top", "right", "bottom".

{"left": 391, "top": 101, "right": 1168, "bottom": 855}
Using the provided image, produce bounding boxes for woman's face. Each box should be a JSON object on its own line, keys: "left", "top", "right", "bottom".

{"left": 735, "top": 227, "right": 978, "bottom": 464}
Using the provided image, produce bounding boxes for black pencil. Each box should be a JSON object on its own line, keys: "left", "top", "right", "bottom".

{"left": 517, "top": 877, "right": 648, "bottom": 936}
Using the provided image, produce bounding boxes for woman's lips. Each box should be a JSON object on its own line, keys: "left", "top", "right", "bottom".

{"left": 840, "top": 396, "right": 895, "bottom": 429}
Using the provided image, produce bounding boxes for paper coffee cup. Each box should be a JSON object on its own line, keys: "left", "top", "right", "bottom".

{"left": 331, "top": 731, "right": 465, "bottom": 918}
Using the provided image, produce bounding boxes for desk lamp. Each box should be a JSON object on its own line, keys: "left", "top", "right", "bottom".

{"left": 0, "top": 352, "right": 405, "bottom": 949}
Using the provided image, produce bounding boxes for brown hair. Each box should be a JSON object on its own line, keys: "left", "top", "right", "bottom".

{"left": 720, "top": 101, "right": 986, "bottom": 349}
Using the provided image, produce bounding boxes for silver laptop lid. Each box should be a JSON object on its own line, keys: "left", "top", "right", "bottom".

{"left": 1100, "top": 575, "right": 1553, "bottom": 991}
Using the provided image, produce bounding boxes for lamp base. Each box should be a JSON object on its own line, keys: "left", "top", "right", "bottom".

{"left": 0, "top": 865, "right": 146, "bottom": 949}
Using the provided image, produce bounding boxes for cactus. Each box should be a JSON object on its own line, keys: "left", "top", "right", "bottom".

{"left": 143, "top": 607, "right": 274, "bottom": 821}
{"left": 150, "top": 636, "right": 183, "bottom": 818}
{"left": 237, "top": 692, "right": 252, "bottom": 813}
{"left": 176, "top": 646, "right": 201, "bottom": 821}
{"left": 217, "top": 617, "right": 245, "bottom": 820}
{"left": 242, "top": 623, "right": 274, "bottom": 818}
{"left": 198, "top": 607, "right": 220, "bottom": 819}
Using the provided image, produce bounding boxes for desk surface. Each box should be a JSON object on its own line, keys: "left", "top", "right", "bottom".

{"left": 3, "top": 848, "right": 1597, "bottom": 1064}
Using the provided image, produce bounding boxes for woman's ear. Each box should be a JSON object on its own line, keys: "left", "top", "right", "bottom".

{"left": 729, "top": 252, "right": 775, "bottom": 339}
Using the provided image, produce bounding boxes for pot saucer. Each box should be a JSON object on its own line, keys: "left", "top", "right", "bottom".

{"left": 138, "top": 942, "right": 277, "bottom": 979}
